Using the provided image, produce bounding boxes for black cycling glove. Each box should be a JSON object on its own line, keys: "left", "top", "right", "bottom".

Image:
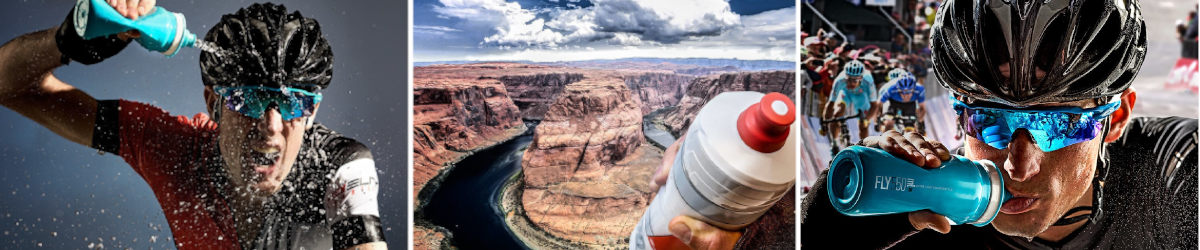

{"left": 55, "top": 6, "right": 131, "bottom": 65}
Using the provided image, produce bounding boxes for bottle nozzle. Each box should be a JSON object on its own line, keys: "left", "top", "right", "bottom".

{"left": 181, "top": 32, "right": 197, "bottom": 49}
{"left": 736, "top": 92, "right": 795, "bottom": 153}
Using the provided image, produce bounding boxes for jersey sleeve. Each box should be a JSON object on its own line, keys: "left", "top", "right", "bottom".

{"left": 877, "top": 84, "right": 893, "bottom": 102}
{"left": 914, "top": 86, "right": 926, "bottom": 103}
{"left": 323, "top": 139, "right": 385, "bottom": 248}
{"left": 867, "top": 78, "right": 879, "bottom": 101}
{"left": 92, "top": 100, "right": 215, "bottom": 189}
{"left": 830, "top": 77, "right": 845, "bottom": 99}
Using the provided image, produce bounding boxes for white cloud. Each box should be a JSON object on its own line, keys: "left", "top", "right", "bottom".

{"left": 433, "top": 0, "right": 564, "bottom": 46}
{"left": 413, "top": 25, "right": 461, "bottom": 35}
{"left": 432, "top": 0, "right": 743, "bottom": 48}
{"left": 419, "top": 1, "right": 794, "bottom": 61}
{"left": 589, "top": 0, "right": 740, "bottom": 43}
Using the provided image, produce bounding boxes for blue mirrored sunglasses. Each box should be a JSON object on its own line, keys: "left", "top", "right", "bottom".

{"left": 214, "top": 85, "right": 323, "bottom": 121}
{"left": 952, "top": 97, "right": 1120, "bottom": 152}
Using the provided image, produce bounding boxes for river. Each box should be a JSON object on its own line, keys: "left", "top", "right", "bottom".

{"left": 422, "top": 133, "right": 534, "bottom": 249}
{"left": 423, "top": 115, "right": 676, "bottom": 249}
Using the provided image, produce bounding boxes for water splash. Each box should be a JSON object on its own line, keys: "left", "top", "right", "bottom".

{"left": 193, "top": 40, "right": 233, "bottom": 58}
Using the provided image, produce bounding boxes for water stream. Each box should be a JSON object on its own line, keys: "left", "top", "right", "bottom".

{"left": 422, "top": 133, "right": 533, "bottom": 249}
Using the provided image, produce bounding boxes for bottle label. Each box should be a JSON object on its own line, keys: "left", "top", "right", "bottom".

{"left": 874, "top": 175, "right": 914, "bottom": 192}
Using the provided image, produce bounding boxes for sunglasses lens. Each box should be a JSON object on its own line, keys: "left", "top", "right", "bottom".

{"left": 955, "top": 101, "right": 1113, "bottom": 152}
{"left": 218, "top": 86, "right": 320, "bottom": 121}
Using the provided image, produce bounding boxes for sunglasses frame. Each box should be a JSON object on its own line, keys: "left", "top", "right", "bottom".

{"left": 213, "top": 85, "right": 324, "bottom": 121}
{"left": 951, "top": 97, "right": 1120, "bottom": 152}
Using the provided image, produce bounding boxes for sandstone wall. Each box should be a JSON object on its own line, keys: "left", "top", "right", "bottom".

{"left": 623, "top": 73, "right": 693, "bottom": 115}
{"left": 497, "top": 73, "right": 584, "bottom": 120}
{"left": 412, "top": 80, "right": 526, "bottom": 199}
{"left": 519, "top": 79, "right": 660, "bottom": 244}
{"left": 664, "top": 71, "right": 797, "bottom": 136}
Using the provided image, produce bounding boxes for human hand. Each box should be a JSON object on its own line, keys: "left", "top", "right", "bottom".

{"left": 107, "top": 0, "right": 156, "bottom": 20}
{"left": 668, "top": 215, "right": 742, "bottom": 250}
{"left": 649, "top": 133, "right": 742, "bottom": 249}
{"left": 859, "top": 130, "right": 955, "bottom": 233}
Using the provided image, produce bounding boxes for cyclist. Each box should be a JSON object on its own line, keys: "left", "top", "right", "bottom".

{"left": 823, "top": 60, "right": 878, "bottom": 145}
{"left": 876, "top": 74, "right": 926, "bottom": 133}
{"left": 0, "top": 2, "right": 386, "bottom": 249}
{"left": 886, "top": 68, "right": 910, "bottom": 82}
{"left": 803, "top": 0, "right": 1197, "bottom": 248}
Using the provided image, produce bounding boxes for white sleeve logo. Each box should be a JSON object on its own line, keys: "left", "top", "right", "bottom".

{"left": 325, "top": 158, "right": 381, "bottom": 222}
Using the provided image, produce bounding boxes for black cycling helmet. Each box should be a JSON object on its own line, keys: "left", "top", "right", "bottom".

{"left": 930, "top": 0, "right": 1146, "bottom": 107}
{"left": 200, "top": 3, "right": 333, "bottom": 92}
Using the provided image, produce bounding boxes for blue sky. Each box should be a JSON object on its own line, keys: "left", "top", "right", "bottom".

{"left": 413, "top": 0, "right": 796, "bottom": 62}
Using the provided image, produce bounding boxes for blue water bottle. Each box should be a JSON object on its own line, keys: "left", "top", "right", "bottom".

{"left": 71, "top": 0, "right": 197, "bottom": 56}
{"left": 826, "top": 146, "right": 1011, "bottom": 226}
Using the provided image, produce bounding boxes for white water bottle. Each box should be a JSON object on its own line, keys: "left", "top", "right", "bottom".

{"left": 630, "top": 91, "right": 797, "bottom": 250}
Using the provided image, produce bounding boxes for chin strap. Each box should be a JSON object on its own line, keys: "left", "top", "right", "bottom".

{"left": 1053, "top": 117, "right": 1112, "bottom": 226}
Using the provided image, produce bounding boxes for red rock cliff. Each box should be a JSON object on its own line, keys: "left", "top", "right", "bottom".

{"left": 497, "top": 73, "right": 584, "bottom": 120}
{"left": 519, "top": 78, "right": 661, "bottom": 245}
{"left": 623, "top": 73, "right": 694, "bottom": 115}
{"left": 412, "top": 79, "right": 526, "bottom": 200}
{"left": 664, "top": 71, "right": 797, "bottom": 136}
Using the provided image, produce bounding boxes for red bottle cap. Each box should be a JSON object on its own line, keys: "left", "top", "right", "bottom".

{"left": 737, "top": 92, "right": 795, "bottom": 153}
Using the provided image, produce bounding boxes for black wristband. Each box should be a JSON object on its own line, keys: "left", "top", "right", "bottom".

{"left": 55, "top": 6, "right": 130, "bottom": 65}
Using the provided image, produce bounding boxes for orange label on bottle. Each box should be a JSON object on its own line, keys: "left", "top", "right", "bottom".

{"left": 648, "top": 235, "right": 690, "bottom": 250}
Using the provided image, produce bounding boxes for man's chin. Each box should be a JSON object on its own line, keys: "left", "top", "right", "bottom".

{"left": 991, "top": 214, "right": 1052, "bottom": 239}
{"left": 247, "top": 181, "right": 282, "bottom": 197}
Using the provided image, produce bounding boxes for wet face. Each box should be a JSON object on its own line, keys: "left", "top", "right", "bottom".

{"left": 962, "top": 112, "right": 1099, "bottom": 238}
{"left": 964, "top": 64, "right": 1101, "bottom": 238}
{"left": 207, "top": 88, "right": 310, "bottom": 200}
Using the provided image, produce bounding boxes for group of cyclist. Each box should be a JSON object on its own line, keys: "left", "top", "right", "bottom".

{"left": 802, "top": 35, "right": 928, "bottom": 154}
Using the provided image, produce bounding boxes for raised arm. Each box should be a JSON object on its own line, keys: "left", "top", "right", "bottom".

{"left": 0, "top": 1, "right": 151, "bottom": 148}
{"left": 0, "top": 28, "right": 98, "bottom": 146}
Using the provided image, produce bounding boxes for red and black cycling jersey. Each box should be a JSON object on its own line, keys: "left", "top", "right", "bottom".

{"left": 801, "top": 116, "right": 1198, "bottom": 249}
{"left": 91, "top": 100, "right": 385, "bottom": 249}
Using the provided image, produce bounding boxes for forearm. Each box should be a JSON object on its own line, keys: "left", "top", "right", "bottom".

{"left": 0, "top": 28, "right": 63, "bottom": 102}
{"left": 0, "top": 28, "right": 99, "bottom": 146}
{"left": 918, "top": 103, "right": 926, "bottom": 120}
{"left": 823, "top": 102, "right": 834, "bottom": 120}
{"left": 868, "top": 102, "right": 881, "bottom": 120}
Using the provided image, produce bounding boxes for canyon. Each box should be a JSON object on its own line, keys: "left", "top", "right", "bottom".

{"left": 412, "top": 62, "right": 796, "bottom": 249}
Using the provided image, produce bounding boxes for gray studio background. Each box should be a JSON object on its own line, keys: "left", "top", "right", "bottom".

{"left": 0, "top": 0, "right": 408, "bottom": 248}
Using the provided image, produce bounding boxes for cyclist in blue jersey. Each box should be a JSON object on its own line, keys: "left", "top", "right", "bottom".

{"left": 823, "top": 60, "right": 878, "bottom": 143}
{"left": 876, "top": 74, "right": 926, "bottom": 133}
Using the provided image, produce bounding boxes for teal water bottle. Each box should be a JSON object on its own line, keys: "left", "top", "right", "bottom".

{"left": 826, "top": 146, "right": 1011, "bottom": 226}
{"left": 71, "top": 0, "right": 197, "bottom": 56}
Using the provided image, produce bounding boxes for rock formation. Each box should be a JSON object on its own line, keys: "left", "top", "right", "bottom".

{"left": 497, "top": 73, "right": 584, "bottom": 120}
{"left": 623, "top": 73, "right": 693, "bottom": 115}
{"left": 412, "top": 79, "right": 526, "bottom": 200}
{"left": 664, "top": 71, "right": 797, "bottom": 136}
{"left": 519, "top": 78, "right": 662, "bottom": 245}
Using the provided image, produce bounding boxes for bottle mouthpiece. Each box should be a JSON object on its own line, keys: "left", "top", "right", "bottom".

{"left": 737, "top": 92, "right": 795, "bottom": 153}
